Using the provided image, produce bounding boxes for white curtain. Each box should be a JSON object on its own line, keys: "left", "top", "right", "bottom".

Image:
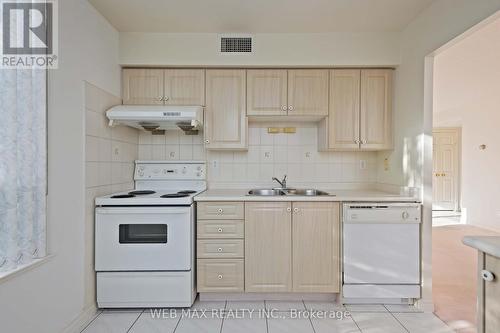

{"left": 0, "top": 68, "right": 47, "bottom": 272}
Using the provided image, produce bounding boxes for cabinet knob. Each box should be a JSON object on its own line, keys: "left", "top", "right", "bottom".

{"left": 217, "top": 228, "right": 223, "bottom": 233}
{"left": 158, "top": 96, "right": 164, "bottom": 101}
{"left": 293, "top": 207, "right": 299, "bottom": 213}
{"left": 164, "top": 96, "right": 169, "bottom": 101}
{"left": 286, "top": 207, "right": 291, "bottom": 212}
{"left": 217, "top": 247, "right": 223, "bottom": 252}
{"left": 281, "top": 105, "right": 287, "bottom": 111}
{"left": 205, "top": 139, "right": 210, "bottom": 144}
{"left": 441, "top": 173, "right": 446, "bottom": 177}
{"left": 361, "top": 140, "right": 367, "bottom": 144}
{"left": 402, "top": 211, "right": 409, "bottom": 219}
{"left": 218, "top": 274, "right": 223, "bottom": 280}
{"left": 288, "top": 105, "right": 294, "bottom": 111}
{"left": 481, "top": 270, "right": 495, "bottom": 282}
{"left": 355, "top": 139, "right": 360, "bottom": 144}
{"left": 217, "top": 208, "right": 223, "bottom": 213}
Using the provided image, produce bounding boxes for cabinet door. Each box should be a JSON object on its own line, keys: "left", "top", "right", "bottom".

{"left": 245, "top": 202, "right": 292, "bottom": 292}
{"left": 205, "top": 70, "right": 247, "bottom": 150}
{"left": 122, "top": 69, "right": 164, "bottom": 105}
{"left": 164, "top": 69, "right": 205, "bottom": 105}
{"left": 360, "top": 69, "right": 393, "bottom": 150}
{"left": 287, "top": 69, "right": 328, "bottom": 116}
{"left": 484, "top": 254, "right": 500, "bottom": 333}
{"left": 327, "top": 69, "right": 361, "bottom": 150}
{"left": 247, "top": 69, "right": 288, "bottom": 116}
{"left": 292, "top": 202, "right": 340, "bottom": 292}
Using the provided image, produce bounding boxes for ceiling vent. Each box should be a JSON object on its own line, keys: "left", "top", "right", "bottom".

{"left": 219, "top": 34, "right": 253, "bottom": 54}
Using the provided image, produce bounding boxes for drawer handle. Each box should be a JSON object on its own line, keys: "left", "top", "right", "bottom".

{"left": 481, "top": 270, "right": 495, "bottom": 282}
{"left": 218, "top": 208, "right": 224, "bottom": 213}
{"left": 218, "top": 274, "right": 223, "bottom": 280}
{"left": 217, "top": 228, "right": 223, "bottom": 233}
{"left": 217, "top": 247, "right": 223, "bottom": 252}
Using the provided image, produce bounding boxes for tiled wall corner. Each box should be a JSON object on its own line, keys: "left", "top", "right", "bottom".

{"left": 84, "top": 81, "right": 139, "bottom": 308}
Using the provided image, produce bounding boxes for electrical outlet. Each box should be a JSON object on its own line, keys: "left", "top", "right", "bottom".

{"left": 359, "top": 160, "right": 366, "bottom": 170}
{"left": 384, "top": 157, "right": 389, "bottom": 171}
{"left": 212, "top": 160, "right": 218, "bottom": 168}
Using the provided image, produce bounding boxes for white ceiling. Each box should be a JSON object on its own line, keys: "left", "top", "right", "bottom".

{"left": 89, "top": 0, "right": 435, "bottom": 33}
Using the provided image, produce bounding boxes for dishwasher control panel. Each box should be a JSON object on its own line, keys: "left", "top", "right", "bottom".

{"left": 343, "top": 203, "right": 421, "bottom": 223}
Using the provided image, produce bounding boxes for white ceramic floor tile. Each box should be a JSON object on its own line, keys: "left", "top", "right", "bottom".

{"left": 267, "top": 316, "right": 314, "bottom": 333}
{"left": 304, "top": 301, "right": 345, "bottom": 311}
{"left": 128, "top": 311, "right": 180, "bottom": 333}
{"left": 265, "top": 301, "right": 306, "bottom": 311}
{"left": 394, "top": 313, "right": 455, "bottom": 333}
{"left": 350, "top": 312, "right": 406, "bottom": 333}
{"left": 311, "top": 316, "right": 361, "bottom": 333}
{"left": 190, "top": 300, "right": 226, "bottom": 311}
{"left": 174, "top": 317, "right": 223, "bottom": 333}
{"left": 82, "top": 311, "right": 142, "bottom": 333}
{"left": 345, "top": 304, "right": 388, "bottom": 312}
{"left": 226, "top": 301, "right": 265, "bottom": 311}
{"left": 221, "top": 317, "right": 267, "bottom": 333}
{"left": 384, "top": 304, "right": 424, "bottom": 313}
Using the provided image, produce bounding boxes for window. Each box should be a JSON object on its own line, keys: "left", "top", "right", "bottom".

{"left": 0, "top": 69, "right": 47, "bottom": 272}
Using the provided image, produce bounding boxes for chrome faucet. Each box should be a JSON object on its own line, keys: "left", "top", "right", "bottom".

{"left": 272, "top": 175, "right": 287, "bottom": 189}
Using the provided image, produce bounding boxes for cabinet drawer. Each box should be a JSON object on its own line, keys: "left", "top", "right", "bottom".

{"left": 197, "top": 220, "right": 244, "bottom": 238}
{"left": 197, "top": 202, "right": 244, "bottom": 220}
{"left": 197, "top": 259, "right": 244, "bottom": 292}
{"left": 197, "top": 240, "right": 244, "bottom": 259}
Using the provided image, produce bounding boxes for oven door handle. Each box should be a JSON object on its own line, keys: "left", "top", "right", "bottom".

{"left": 96, "top": 207, "right": 191, "bottom": 215}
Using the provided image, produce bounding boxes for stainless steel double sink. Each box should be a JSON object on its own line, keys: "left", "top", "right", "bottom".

{"left": 247, "top": 188, "right": 332, "bottom": 196}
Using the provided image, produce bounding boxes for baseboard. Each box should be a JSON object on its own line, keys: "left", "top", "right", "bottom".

{"left": 199, "top": 293, "right": 338, "bottom": 301}
{"left": 62, "top": 304, "right": 99, "bottom": 333}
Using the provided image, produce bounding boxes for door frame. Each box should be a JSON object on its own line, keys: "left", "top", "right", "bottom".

{"left": 432, "top": 127, "right": 462, "bottom": 212}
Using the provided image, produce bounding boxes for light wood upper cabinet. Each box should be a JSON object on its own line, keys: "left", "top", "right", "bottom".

{"left": 321, "top": 69, "right": 361, "bottom": 150}
{"left": 122, "top": 68, "right": 205, "bottom": 106}
{"left": 163, "top": 69, "right": 205, "bottom": 105}
{"left": 292, "top": 202, "right": 340, "bottom": 292}
{"left": 319, "top": 68, "right": 393, "bottom": 151}
{"left": 204, "top": 69, "right": 247, "bottom": 150}
{"left": 245, "top": 202, "right": 292, "bottom": 292}
{"left": 247, "top": 70, "right": 288, "bottom": 116}
{"left": 287, "top": 69, "right": 329, "bottom": 116}
{"left": 360, "top": 69, "right": 393, "bottom": 150}
{"left": 122, "top": 69, "right": 164, "bottom": 105}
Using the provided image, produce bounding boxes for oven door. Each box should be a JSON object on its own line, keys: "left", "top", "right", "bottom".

{"left": 95, "top": 206, "right": 193, "bottom": 271}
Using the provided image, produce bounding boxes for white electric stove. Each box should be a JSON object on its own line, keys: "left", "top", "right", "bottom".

{"left": 94, "top": 161, "right": 206, "bottom": 308}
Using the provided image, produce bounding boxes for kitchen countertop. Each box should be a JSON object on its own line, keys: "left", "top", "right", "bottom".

{"left": 463, "top": 236, "right": 500, "bottom": 258}
{"left": 194, "top": 189, "right": 420, "bottom": 202}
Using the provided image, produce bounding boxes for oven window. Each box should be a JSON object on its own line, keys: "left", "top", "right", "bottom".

{"left": 119, "top": 224, "right": 167, "bottom": 243}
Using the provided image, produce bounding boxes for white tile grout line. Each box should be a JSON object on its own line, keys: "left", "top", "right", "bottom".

{"left": 303, "top": 300, "right": 317, "bottom": 333}
{"left": 126, "top": 309, "right": 145, "bottom": 333}
{"left": 80, "top": 310, "right": 103, "bottom": 333}
{"left": 383, "top": 305, "right": 410, "bottom": 333}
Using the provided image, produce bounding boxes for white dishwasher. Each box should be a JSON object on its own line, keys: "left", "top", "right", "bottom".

{"left": 343, "top": 203, "right": 421, "bottom": 301}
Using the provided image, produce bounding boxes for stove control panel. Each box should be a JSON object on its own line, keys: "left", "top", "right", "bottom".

{"left": 134, "top": 162, "right": 206, "bottom": 180}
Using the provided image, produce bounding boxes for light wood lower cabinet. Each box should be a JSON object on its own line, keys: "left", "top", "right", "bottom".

{"left": 197, "top": 201, "right": 341, "bottom": 294}
{"left": 245, "top": 202, "right": 292, "bottom": 292}
{"left": 197, "top": 259, "right": 244, "bottom": 292}
{"left": 477, "top": 252, "right": 500, "bottom": 333}
{"left": 292, "top": 202, "right": 340, "bottom": 292}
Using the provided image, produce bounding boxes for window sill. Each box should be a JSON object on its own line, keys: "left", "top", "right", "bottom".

{"left": 0, "top": 255, "right": 54, "bottom": 284}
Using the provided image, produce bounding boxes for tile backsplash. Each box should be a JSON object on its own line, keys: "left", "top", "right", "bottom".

{"left": 137, "top": 123, "right": 377, "bottom": 189}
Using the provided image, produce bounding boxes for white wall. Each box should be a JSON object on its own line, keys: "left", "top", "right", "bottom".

{"left": 119, "top": 32, "right": 401, "bottom": 66}
{"left": 434, "top": 17, "right": 500, "bottom": 232}
{"left": 382, "top": 0, "right": 500, "bottom": 308}
{"left": 0, "top": 1, "right": 120, "bottom": 332}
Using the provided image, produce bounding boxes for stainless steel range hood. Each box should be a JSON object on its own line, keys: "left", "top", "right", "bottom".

{"left": 106, "top": 105, "right": 204, "bottom": 134}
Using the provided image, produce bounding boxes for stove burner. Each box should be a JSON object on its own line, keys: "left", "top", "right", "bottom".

{"left": 177, "top": 190, "right": 196, "bottom": 194}
{"left": 128, "top": 190, "right": 156, "bottom": 195}
{"left": 111, "top": 194, "right": 135, "bottom": 199}
{"left": 161, "top": 193, "right": 190, "bottom": 198}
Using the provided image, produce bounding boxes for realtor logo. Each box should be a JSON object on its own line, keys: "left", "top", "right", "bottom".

{"left": 1, "top": 0, "right": 58, "bottom": 68}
